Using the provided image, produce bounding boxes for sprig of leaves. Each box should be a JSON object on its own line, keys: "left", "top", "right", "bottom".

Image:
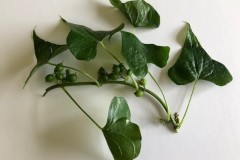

{"left": 168, "top": 23, "right": 233, "bottom": 129}
{"left": 24, "top": 1, "right": 233, "bottom": 159}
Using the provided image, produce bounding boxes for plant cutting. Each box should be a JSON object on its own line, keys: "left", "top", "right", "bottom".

{"left": 24, "top": 0, "right": 232, "bottom": 159}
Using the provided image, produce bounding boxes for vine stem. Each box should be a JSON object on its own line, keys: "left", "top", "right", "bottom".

{"left": 61, "top": 87, "right": 102, "bottom": 130}
{"left": 148, "top": 71, "right": 170, "bottom": 120}
{"left": 100, "top": 42, "right": 121, "bottom": 64}
{"left": 43, "top": 81, "right": 178, "bottom": 130}
{"left": 100, "top": 41, "right": 139, "bottom": 90}
{"left": 48, "top": 62, "right": 100, "bottom": 87}
{"left": 177, "top": 80, "right": 198, "bottom": 130}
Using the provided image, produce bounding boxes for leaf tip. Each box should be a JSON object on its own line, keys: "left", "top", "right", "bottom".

{"left": 60, "top": 16, "right": 67, "bottom": 23}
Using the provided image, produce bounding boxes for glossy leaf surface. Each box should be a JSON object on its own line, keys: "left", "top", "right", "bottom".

{"left": 168, "top": 23, "right": 232, "bottom": 86}
{"left": 24, "top": 31, "right": 67, "bottom": 87}
{"left": 62, "top": 18, "right": 124, "bottom": 61}
{"left": 121, "top": 31, "right": 170, "bottom": 78}
{"left": 103, "top": 97, "right": 141, "bottom": 160}
{"left": 110, "top": 0, "right": 160, "bottom": 28}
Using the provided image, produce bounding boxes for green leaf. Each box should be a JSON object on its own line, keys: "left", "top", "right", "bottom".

{"left": 103, "top": 97, "right": 141, "bottom": 160}
{"left": 104, "top": 97, "right": 131, "bottom": 129}
{"left": 109, "top": 0, "right": 160, "bottom": 28}
{"left": 168, "top": 23, "right": 233, "bottom": 86}
{"left": 121, "top": 31, "right": 170, "bottom": 79}
{"left": 24, "top": 31, "right": 67, "bottom": 87}
{"left": 62, "top": 18, "right": 124, "bottom": 61}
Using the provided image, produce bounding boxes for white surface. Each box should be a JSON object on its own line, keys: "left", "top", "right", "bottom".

{"left": 0, "top": 0, "right": 240, "bottom": 160}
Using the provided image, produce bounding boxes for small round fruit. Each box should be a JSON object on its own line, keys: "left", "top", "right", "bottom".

{"left": 127, "top": 69, "right": 132, "bottom": 76}
{"left": 119, "top": 63, "right": 125, "bottom": 72}
{"left": 113, "top": 65, "right": 121, "bottom": 74}
{"left": 54, "top": 63, "right": 64, "bottom": 72}
{"left": 45, "top": 74, "right": 54, "bottom": 82}
{"left": 68, "top": 74, "right": 77, "bottom": 82}
{"left": 140, "top": 78, "right": 147, "bottom": 86}
{"left": 55, "top": 73, "right": 64, "bottom": 80}
{"left": 62, "top": 78, "right": 68, "bottom": 83}
{"left": 109, "top": 73, "right": 118, "bottom": 80}
{"left": 102, "top": 74, "right": 109, "bottom": 82}
{"left": 134, "top": 90, "right": 144, "bottom": 97}
{"left": 98, "top": 67, "right": 106, "bottom": 75}
{"left": 66, "top": 69, "right": 72, "bottom": 76}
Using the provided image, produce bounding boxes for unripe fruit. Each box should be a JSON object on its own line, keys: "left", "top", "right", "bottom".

{"left": 54, "top": 63, "right": 64, "bottom": 73}
{"left": 68, "top": 74, "right": 77, "bottom": 82}
{"left": 98, "top": 67, "right": 106, "bottom": 75}
{"left": 140, "top": 78, "right": 147, "bottom": 86}
{"left": 55, "top": 73, "right": 64, "bottom": 80}
{"left": 113, "top": 65, "right": 121, "bottom": 74}
{"left": 134, "top": 90, "right": 144, "bottom": 97}
{"left": 109, "top": 73, "right": 118, "bottom": 80}
{"left": 102, "top": 74, "right": 109, "bottom": 82}
{"left": 45, "top": 74, "right": 54, "bottom": 82}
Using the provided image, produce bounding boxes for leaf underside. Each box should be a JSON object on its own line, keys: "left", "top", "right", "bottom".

{"left": 121, "top": 31, "right": 170, "bottom": 79}
{"left": 103, "top": 97, "right": 141, "bottom": 160}
{"left": 62, "top": 18, "right": 124, "bottom": 61}
{"left": 168, "top": 23, "right": 232, "bottom": 86}
{"left": 24, "top": 31, "right": 67, "bottom": 87}
{"left": 110, "top": 0, "right": 160, "bottom": 28}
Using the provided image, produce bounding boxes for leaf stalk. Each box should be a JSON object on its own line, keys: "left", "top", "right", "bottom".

{"left": 177, "top": 81, "right": 198, "bottom": 129}
{"left": 61, "top": 87, "right": 102, "bottom": 130}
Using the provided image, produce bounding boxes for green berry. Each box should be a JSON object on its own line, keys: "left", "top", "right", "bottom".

{"left": 68, "top": 74, "right": 77, "bottom": 82}
{"left": 134, "top": 89, "right": 144, "bottom": 97}
{"left": 62, "top": 78, "right": 68, "bottom": 83}
{"left": 55, "top": 73, "right": 64, "bottom": 80}
{"left": 54, "top": 63, "right": 64, "bottom": 73}
{"left": 98, "top": 67, "right": 106, "bottom": 75}
{"left": 140, "top": 78, "right": 147, "bottom": 86}
{"left": 102, "top": 74, "right": 109, "bottom": 82}
{"left": 66, "top": 69, "right": 72, "bottom": 76}
{"left": 109, "top": 73, "right": 118, "bottom": 80}
{"left": 113, "top": 65, "right": 121, "bottom": 74}
{"left": 119, "top": 63, "right": 125, "bottom": 72}
{"left": 45, "top": 74, "right": 54, "bottom": 82}
{"left": 127, "top": 69, "right": 132, "bottom": 76}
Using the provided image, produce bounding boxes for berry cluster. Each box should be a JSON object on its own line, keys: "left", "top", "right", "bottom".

{"left": 45, "top": 63, "right": 77, "bottom": 83}
{"left": 134, "top": 78, "right": 147, "bottom": 97}
{"left": 98, "top": 63, "right": 130, "bottom": 82}
{"left": 98, "top": 64, "right": 148, "bottom": 98}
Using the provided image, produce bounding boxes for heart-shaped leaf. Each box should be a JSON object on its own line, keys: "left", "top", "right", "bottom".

{"left": 24, "top": 31, "right": 67, "bottom": 87}
{"left": 121, "top": 31, "right": 170, "bottom": 79}
{"left": 62, "top": 18, "right": 124, "bottom": 61}
{"left": 103, "top": 97, "right": 141, "bottom": 160}
{"left": 168, "top": 23, "right": 233, "bottom": 86}
{"left": 110, "top": 0, "right": 160, "bottom": 28}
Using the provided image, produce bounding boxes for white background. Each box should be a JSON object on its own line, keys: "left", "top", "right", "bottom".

{"left": 0, "top": 0, "right": 240, "bottom": 159}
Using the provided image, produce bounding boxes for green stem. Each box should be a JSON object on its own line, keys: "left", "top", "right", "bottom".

{"left": 133, "top": 28, "right": 136, "bottom": 35}
{"left": 61, "top": 87, "right": 102, "bottom": 130}
{"left": 43, "top": 81, "right": 178, "bottom": 129}
{"left": 100, "top": 42, "right": 121, "bottom": 64}
{"left": 148, "top": 71, "right": 170, "bottom": 120}
{"left": 48, "top": 62, "right": 100, "bottom": 87}
{"left": 177, "top": 80, "right": 198, "bottom": 129}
